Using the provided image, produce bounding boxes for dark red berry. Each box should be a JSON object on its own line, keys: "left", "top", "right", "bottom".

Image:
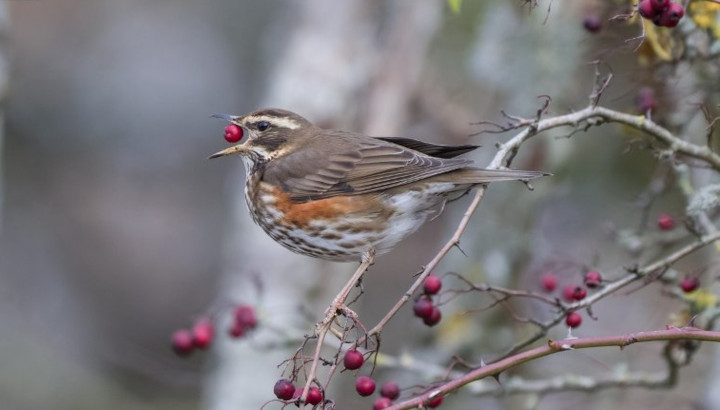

{"left": 659, "top": 3, "right": 684, "bottom": 28}
{"left": 423, "top": 275, "right": 443, "bottom": 295}
{"left": 413, "top": 298, "right": 434, "bottom": 319}
{"left": 380, "top": 381, "right": 400, "bottom": 400}
{"left": 228, "top": 323, "right": 245, "bottom": 338}
{"left": 234, "top": 304, "right": 258, "bottom": 330}
{"left": 566, "top": 312, "right": 582, "bottom": 328}
{"left": 223, "top": 124, "right": 243, "bottom": 143}
{"left": 171, "top": 329, "right": 194, "bottom": 356}
{"left": 192, "top": 318, "right": 214, "bottom": 349}
{"left": 306, "top": 387, "right": 323, "bottom": 405}
{"left": 355, "top": 376, "right": 376, "bottom": 396}
{"left": 680, "top": 276, "right": 700, "bottom": 293}
{"left": 273, "top": 379, "right": 295, "bottom": 400}
{"left": 649, "top": 0, "right": 670, "bottom": 12}
{"left": 636, "top": 87, "right": 657, "bottom": 113}
{"left": 427, "top": 395, "right": 444, "bottom": 408}
{"left": 657, "top": 213, "right": 675, "bottom": 230}
{"left": 572, "top": 286, "right": 587, "bottom": 301}
{"left": 638, "top": 0, "right": 657, "bottom": 19}
{"left": 584, "top": 271, "right": 603, "bottom": 288}
{"left": 343, "top": 349, "right": 364, "bottom": 370}
{"left": 374, "top": 397, "right": 393, "bottom": 410}
{"left": 583, "top": 16, "right": 602, "bottom": 33}
{"left": 541, "top": 273, "right": 558, "bottom": 292}
{"left": 423, "top": 306, "right": 442, "bottom": 327}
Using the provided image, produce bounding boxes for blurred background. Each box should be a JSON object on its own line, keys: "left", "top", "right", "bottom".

{"left": 1, "top": 0, "right": 718, "bottom": 409}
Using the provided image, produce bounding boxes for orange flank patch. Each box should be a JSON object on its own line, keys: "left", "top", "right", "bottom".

{"left": 270, "top": 187, "right": 381, "bottom": 228}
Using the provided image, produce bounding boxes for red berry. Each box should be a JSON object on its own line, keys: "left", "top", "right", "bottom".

{"left": 583, "top": 16, "right": 602, "bottom": 33}
{"left": 584, "top": 271, "right": 603, "bottom": 288}
{"left": 566, "top": 312, "right": 582, "bottom": 328}
{"left": 423, "top": 306, "right": 442, "bottom": 327}
{"left": 171, "top": 329, "right": 194, "bottom": 356}
{"left": 427, "top": 395, "right": 444, "bottom": 408}
{"left": 572, "top": 286, "right": 587, "bottom": 301}
{"left": 680, "top": 276, "right": 700, "bottom": 293}
{"left": 649, "top": 0, "right": 670, "bottom": 12}
{"left": 192, "top": 318, "right": 214, "bottom": 349}
{"left": 355, "top": 376, "right": 376, "bottom": 397}
{"left": 423, "top": 275, "right": 442, "bottom": 295}
{"left": 638, "top": 0, "right": 657, "bottom": 19}
{"left": 374, "top": 397, "right": 393, "bottom": 410}
{"left": 413, "top": 298, "right": 434, "bottom": 319}
{"left": 228, "top": 323, "right": 245, "bottom": 338}
{"left": 659, "top": 3, "right": 684, "bottom": 28}
{"left": 657, "top": 213, "right": 675, "bottom": 230}
{"left": 541, "top": 273, "right": 558, "bottom": 292}
{"left": 223, "top": 124, "right": 243, "bottom": 143}
{"left": 234, "top": 304, "right": 258, "bottom": 330}
{"left": 380, "top": 381, "right": 400, "bottom": 400}
{"left": 273, "top": 379, "right": 295, "bottom": 400}
{"left": 636, "top": 87, "right": 657, "bottom": 113}
{"left": 306, "top": 387, "right": 323, "bottom": 405}
{"left": 343, "top": 349, "right": 364, "bottom": 370}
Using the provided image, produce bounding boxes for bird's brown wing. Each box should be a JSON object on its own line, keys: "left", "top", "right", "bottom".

{"left": 261, "top": 131, "right": 473, "bottom": 202}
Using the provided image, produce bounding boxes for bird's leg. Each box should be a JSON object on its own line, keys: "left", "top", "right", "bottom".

{"left": 324, "top": 248, "right": 375, "bottom": 326}
{"left": 299, "top": 249, "right": 375, "bottom": 407}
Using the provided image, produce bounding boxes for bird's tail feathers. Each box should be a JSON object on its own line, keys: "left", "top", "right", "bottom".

{"left": 447, "top": 168, "right": 550, "bottom": 184}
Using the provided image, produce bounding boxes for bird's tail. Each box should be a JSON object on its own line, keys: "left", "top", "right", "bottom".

{"left": 442, "top": 168, "right": 550, "bottom": 184}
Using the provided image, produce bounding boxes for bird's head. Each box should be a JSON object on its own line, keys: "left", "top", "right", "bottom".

{"left": 209, "top": 108, "right": 312, "bottom": 165}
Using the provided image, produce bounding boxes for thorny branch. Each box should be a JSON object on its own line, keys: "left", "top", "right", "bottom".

{"left": 387, "top": 327, "right": 720, "bottom": 410}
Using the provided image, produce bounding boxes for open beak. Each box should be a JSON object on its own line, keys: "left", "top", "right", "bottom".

{"left": 208, "top": 144, "right": 246, "bottom": 159}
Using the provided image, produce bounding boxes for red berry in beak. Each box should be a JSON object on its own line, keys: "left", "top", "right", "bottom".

{"left": 224, "top": 124, "right": 243, "bottom": 143}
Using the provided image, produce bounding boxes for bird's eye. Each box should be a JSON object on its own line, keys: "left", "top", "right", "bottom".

{"left": 256, "top": 121, "right": 270, "bottom": 131}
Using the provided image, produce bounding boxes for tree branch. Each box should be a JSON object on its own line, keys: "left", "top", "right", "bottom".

{"left": 388, "top": 327, "right": 720, "bottom": 409}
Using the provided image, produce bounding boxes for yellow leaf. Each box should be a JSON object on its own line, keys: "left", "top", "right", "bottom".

{"left": 447, "top": 0, "right": 462, "bottom": 14}
{"left": 683, "top": 288, "right": 718, "bottom": 310}
{"left": 689, "top": 1, "right": 720, "bottom": 39}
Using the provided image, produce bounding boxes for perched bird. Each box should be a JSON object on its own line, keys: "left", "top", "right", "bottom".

{"left": 210, "top": 108, "right": 545, "bottom": 262}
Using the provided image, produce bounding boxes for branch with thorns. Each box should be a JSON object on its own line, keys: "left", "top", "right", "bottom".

{"left": 387, "top": 327, "right": 719, "bottom": 409}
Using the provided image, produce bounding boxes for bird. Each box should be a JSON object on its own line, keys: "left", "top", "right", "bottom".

{"left": 209, "top": 108, "right": 545, "bottom": 262}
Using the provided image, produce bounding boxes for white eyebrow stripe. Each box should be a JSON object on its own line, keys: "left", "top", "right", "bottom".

{"left": 244, "top": 115, "right": 301, "bottom": 130}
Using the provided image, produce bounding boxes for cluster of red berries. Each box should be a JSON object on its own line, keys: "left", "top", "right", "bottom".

{"left": 638, "top": 0, "right": 684, "bottom": 28}
{"left": 273, "top": 374, "right": 434, "bottom": 409}
{"left": 229, "top": 304, "right": 258, "bottom": 338}
{"left": 171, "top": 304, "right": 258, "bottom": 356}
{"left": 272, "top": 380, "right": 324, "bottom": 405}
{"left": 342, "top": 348, "right": 443, "bottom": 408}
{"left": 541, "top": 270, "right": 604, "bottom": 328}
{"left": 412, "top": 275, "right": 443, "bottom": 327}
